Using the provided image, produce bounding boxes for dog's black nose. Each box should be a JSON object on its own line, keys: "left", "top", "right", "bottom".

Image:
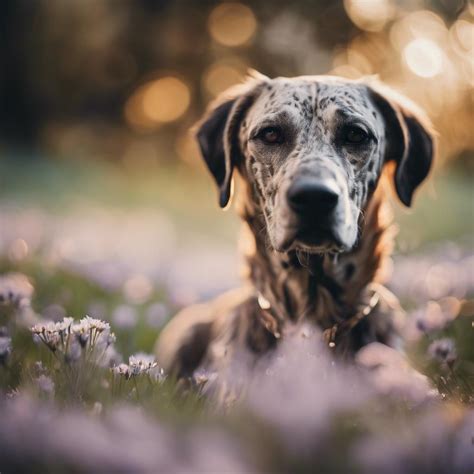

{"left": 287, "top": 179, "right": 339, "bottom": 215}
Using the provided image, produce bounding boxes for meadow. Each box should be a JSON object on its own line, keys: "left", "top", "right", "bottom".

{"left": 0, "top": 155, "right": 472, "bottom": 473}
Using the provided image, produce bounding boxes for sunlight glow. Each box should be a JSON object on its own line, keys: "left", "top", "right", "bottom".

{"left": 450, "top": 20, "right": 474, "bottom": 58}
{"left": 403, "top": 38, "right": 443, "bottom": 78}
{"left": 331, "top": 48, "right": 373, "bottom": 78}
{"left": 142, "top": 77, "right": 190, "bottom": 123}
{"left": 208, "top": 2, "right": 257, "bottom": 47}
{"left": 390, "top": 11, "right": 447, "bottom": 52}
{"left": 125, "top": 76, "right": 190, "bottom": 131}
{"left": 344, "top": 0, "right": 394, "bottom": 32}
{"left": 203, "top": 61, "right": 245, "bottom": 96}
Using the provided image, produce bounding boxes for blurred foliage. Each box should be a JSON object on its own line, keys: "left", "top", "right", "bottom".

{"left": 0, "top": 270, "right": 472, "bottom": 472}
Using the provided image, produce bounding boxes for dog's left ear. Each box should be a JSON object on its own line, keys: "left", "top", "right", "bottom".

{"left": 368, "top": 84, "right": 436, "bottom": 207}
{"left": 196, "top": 76, "right": 266, "bottom": 208}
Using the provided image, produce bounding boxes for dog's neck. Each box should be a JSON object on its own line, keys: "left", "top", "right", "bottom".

{"left": 236, "top": 178, "right": 395, "bottom": 331}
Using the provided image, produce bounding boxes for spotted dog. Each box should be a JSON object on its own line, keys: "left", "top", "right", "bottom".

{"left": 156, "top": 72, "right": 435, "bottom": 380}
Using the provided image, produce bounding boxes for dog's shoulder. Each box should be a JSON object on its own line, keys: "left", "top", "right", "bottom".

{"left": 349, "top": 283, "right": 406, "bottom": 352}
{"left": 155, "top": 287, "right": 254, "bottom": 376}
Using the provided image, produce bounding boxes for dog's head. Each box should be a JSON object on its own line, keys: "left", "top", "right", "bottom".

{"left": 196, "top": 73, "right": 435, "bottom": 254}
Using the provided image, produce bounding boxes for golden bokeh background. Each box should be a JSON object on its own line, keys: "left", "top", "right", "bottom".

{"left": 1, "top": 0, "right": 471, "bottom": 169}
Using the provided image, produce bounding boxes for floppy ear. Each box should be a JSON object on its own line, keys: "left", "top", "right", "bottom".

{"left": 196, "top": 78, "right": 265, "bottom": 208}
{"left": 368, "top": 85, "right": 436, "bottom": 207}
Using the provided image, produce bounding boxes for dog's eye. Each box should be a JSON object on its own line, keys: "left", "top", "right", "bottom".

{"left": 258, "top": 127, "right": 284, "bottom": 145}
{"left": 344, "top": 125, "right": 369, "bottom": 144}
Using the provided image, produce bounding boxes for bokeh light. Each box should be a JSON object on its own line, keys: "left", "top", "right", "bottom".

{"left": 390, "top": 10, "right": 447, "bottom": 52}
{"left": 403, "top": 38, "right": 444, "bottom": 78}
{"left": 142, "top": 77, "right": 190, "bottom": 123}
{"left": 123, "top": 274, "right": 153, "bottom": 304}
{"left": 331, "top": 48, "right": 373, "bottom": 78}
{"left": 208, "top": 2, "right": 257, "bottom": 47}
{"left": 125, "top": 76, "right": 191, "bottom": 131}
{"left": 450, "top": 19, "right": 474, "bottom": 84}
{"left": 450, "top": 19, "right": 474, "bottom": 56}
{"left": 203, "top": 60, "right": 246, "bottom": 96}
{"left": 344, "top": 0, "right": 394, "bottom": 32}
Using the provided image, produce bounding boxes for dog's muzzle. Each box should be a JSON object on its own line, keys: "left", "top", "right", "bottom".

{"left": 286, "top": 173, "right": 346, "bottom": 249}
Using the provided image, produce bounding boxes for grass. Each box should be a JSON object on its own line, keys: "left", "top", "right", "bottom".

{"left": 0, "top": 154, "right": 240, "bottom": 244}
{"left": 0, "top": 153, "right": 472, "bottom": 472}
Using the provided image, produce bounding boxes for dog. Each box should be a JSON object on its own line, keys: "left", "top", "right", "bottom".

{"left": 156, "top": 72, "right": 435, "bottom": 382}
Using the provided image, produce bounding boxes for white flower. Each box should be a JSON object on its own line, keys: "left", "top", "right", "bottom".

{"left": 114, "top": 363, "right": 130, "bottom": 375}
{"left": 112, "top": 353, "right": 163, "bottom": 380}
{"left": 31, "top": 321, "right": 62, "bottom": 351}
{"left": 71, "top": 316, "right": 110, "bottom": 347}
{"left": 71, "top": 319, "right": 90, "bottom": 335}
{"left": 32, "top": 317, "right": 73, "bottom": 336}
{"left": 112, "top": 363, "right": 131, "bottom": 379}
{"left": 33, "top": 323, "right": 43, "bottom": 333}
{"left": 82, "top": 316, "right": 110, "bottom": 333}
{"left": 128, "top": 353, "right": 158, "bottom": 376}
{"left": 55, "top": 317, "right": 74, "bottom": 333}
{"left": 71, "top": 322, "right": 90, "bottom": 347}
{"left": 32, "top": 317, "right": 86, "bottom": 352}
{"left": 31, "top": 323, "right": 45, "bottom": 335}
{"left": 31, "top": 316, "right": 116, "bottom": 362}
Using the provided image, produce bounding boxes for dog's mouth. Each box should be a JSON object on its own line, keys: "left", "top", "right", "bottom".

{"left": 296, "top": 229, "right": 345, "bottom": 253}
{"left": 278, "top": 224, "right": 346, "bottom": 254}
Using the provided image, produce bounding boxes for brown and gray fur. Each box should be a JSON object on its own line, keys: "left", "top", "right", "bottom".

{"left": 156, "top": 72, "right": 435, "bottom": 380}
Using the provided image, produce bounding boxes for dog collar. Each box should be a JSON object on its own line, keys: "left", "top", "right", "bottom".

{"left": 257, "top": 293, "right": 282, "bottom": 338}
{"left": 322, "top": 288, "right": 380, "bottom": 348}
{"left": 256, "top": 286, "right": 380, "bottom": 347}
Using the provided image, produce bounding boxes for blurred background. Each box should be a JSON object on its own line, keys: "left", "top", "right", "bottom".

{"left": 0, "top": 0, "right": 472, "bottom": 351}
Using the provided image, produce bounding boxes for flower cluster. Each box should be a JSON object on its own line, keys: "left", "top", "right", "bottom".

{"left": 112, "top": 353, "right": 165, "bottom": 381}
{"left": 31, "top": 316, "right": 116, "bottom": 364}
{"left": 31, "top": 318, "right": 72, "bottom": 352}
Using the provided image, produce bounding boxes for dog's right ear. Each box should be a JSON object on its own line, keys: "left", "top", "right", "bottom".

{"left": 196, "top": 76, "right": 266, "bottom": 208}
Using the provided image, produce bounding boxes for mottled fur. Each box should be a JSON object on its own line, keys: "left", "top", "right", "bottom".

{"left": 156, "top": 73, "right": 435, "bottom": 379}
